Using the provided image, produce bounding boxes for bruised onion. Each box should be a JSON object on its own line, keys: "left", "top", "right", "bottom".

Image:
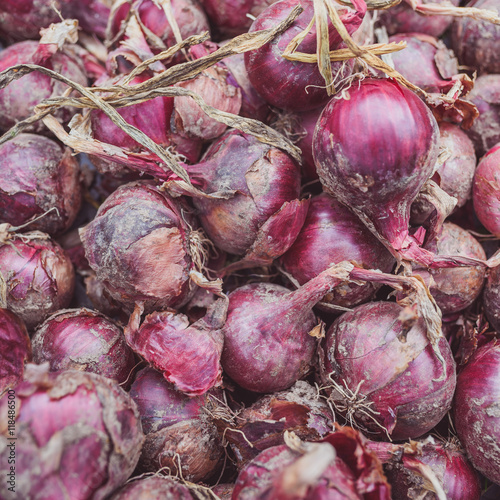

{"left": 453, "top": 341, "right": 500, "bottom": 484}
{"left": 280, "top": 193, "right": 395, "bottom": 309}
{"left": 318, "top": 301, "right": 456, "bottom": 441}
{"left": 130, "top": 366, "right": 224, "bottom": 482}
{"left": 313, "top": 78, "right": 439, "bottom": 262}
{"left": 109, "top": 475, "right": 196, "bottom": 499}
{"left": 0, "top": 308, "right": 31, "bottom": 393}
{"left": 0, "top": 133, "right": 81, "bottom": 235}
{"left": 244, "top": 0, "right": 366, "bottom": 111}
{"left": 31, "top": 308, "right": 136, "bottom": 385}
{"left": 0, "top": 232, "right": 75, "bottom": 330}
{"left": 80, "top": 181, "right": 202, "bottom": 313}
{"left": 0, "top": 365, "right": 144, "bottom": 499}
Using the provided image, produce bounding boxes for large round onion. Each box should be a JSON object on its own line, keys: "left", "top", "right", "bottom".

{"left": 0, "top": 366, "right": 144, "bottom": 499}
{"left": 318, "top": 301, "right": 456, "bottom": 441}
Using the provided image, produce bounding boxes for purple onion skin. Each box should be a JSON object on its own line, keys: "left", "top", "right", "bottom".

{"left": 244, "top": 0, "right": 364, "bottom": 111}
{"left": 80, "top": 181, "right": 196, "bottom": 313}
{"left": 413, "top": 223, "right": 486, "bottom": 314}
{"left": 295, "top": 106, "right": 322, "bottom": 181}
{"left": 452, "top": 0, "right": 500, "bottom": 74}
{"left": 0, "top": 368, "right": 144, "bottom": 500}
{"left": 0, "top": 41, "right": 88, "bottom": 134}
{"left": 466, "top": 74, "right": 500, "bottom": 158}
{"left": 0, "top": 133, "right": 81, "bottom": 235}
{"left": 31, "top": 308, "right": 136, "bottom": 385}
{"left": 319, "top": 301, "right": 456, "bottom": 441}
{"left": 280, "top": 193, "right": 395, "bottom": 309}
{"left": 472, "top": 144, "right": 500, "bottom": 236}
{"left": 130, "top": 367, "right": 224, "bottom": 482}
{"left": 109, "top": 476, "right": 196, "bottom": 499}
{"left": 0, "top": 308, "right": 31, "bottom": 393}
{"left": 61, "top": 0, "right": 112, "bottom": 39}
{"left": 0, "top": 234, "right": 75, "bottom": 331}
{"left": 313, "top": 78, "right": 439, "bottom": 251}
{"left": 453, "top": 342, "right": 500, "bottom": 484}
{"left": 484, "top": 266, "right": 500, "bottom": 333}
{"left": 0, "top": 0, "right": 61, "bottom": 42}
{"left": 378, "top": 0, "right": 459, "bottom": 37}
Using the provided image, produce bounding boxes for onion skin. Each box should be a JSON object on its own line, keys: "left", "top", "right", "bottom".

{"left": 452, "top": 0, "right": 500, "bottom": 74}
{"left": 453, "top": 341, "right": 500, "bottom": 484}
{"left": 313, "top": 78, "right": 439, "bottom": 255}
{"left": 0, "top": 133, "right": 81, "bottom": 235}
{"left": 0, "top": 40, "right": 88, "bottom": 134}
{"left": 0, "top": 367, "right": 144, "bottom": 500}
{"left": 484, "top": 265, "right": 500, "bottom": 332}
{"left": 61, "top": 0, "right": 112, "bottom": 39}
{"left": 472, "top": 144, "right": 500, "bottom": 236}
{"left": 109, "top": 476, "right": 196, "bottom": 499}
{"left": 280, "top": 193, "right": 395, "bottom": 309}
{"left": 31, "top": 308, "right": 136, "bottom": 385}
{"left": 318, "top": 301, "right": 456, "bottom": 441}
{"left": 0, "top": 308, "right": 31, "bottom": 393}
{"left": 0, "top": 234, "right": 75, "bottom": 331}
{"left": 80, "top": 181, "right": 197, "bottom": 312}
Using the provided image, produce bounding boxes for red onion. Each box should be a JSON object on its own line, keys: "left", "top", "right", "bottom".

{"left": 0, "top": 133, "right": 81, "bottom": 235}
{"left": 0, "top": 231, "right": 75, "bottom": 330}
{"left": 294, "top": 106, "right": 322, "bottom": 181}
{"left": 0, "top": 0, "right": 61, "bottom": 43}
{"left": 377, "top": 0, "right": 460, "bottom": 38}
{"left": 130, "top": 366, "right": 224, "bottom": 482}
{"left": 452, "top": 0, "right": 500, "bottom": 74}
{"left": 0, "top": 40, "right": 88, "bottom": 134}
{"left": 318, "top": 301, "right": 456, "bottom": 441}
{"left": 109, "top": 475, "right": 197, "bottom": 499}
{"left": 212, "top": 483, "right": 234, "bottom": 499}
{"left": 61, "top": 0, "right": 112, "bottom": 40}
{"left": 280, "top": 193, "right": 395, "bottom": 310}
{"left": 466, "top": 74, "right": 500, "bottom": 158}
{"left": 0, "top": 365, "right": 144, "bottom": 499}
{"left": 484, "top": 265, "right": 500, "bottom": 332}
{"left": 0, "top": 308, "right": 31, "bottom": 393}
{"left": 388, "top": 33, "right": 459, "bottom": 93}
{"left": 472, "top": 143, "right": 500, "bottom": 236}
{"left": 124, "top": 298, "right": 226, "bottom": 396}
{"left": 368, "top": 437, "right": 481, "bottom": 500}
{"left": 80, "top": 180, "right": 203, "bottom": 313}
{"left": 233, "top": 427, "right": 391, "bottom": 499}
{"left": 221, "top": 263, "right": 354, "bottom": 393}
{"left": 453, "top": 341, "right": 500, "bottom": 484}
{"left": 313, "top": 78, "right": 440, "bottom": 264}
{"left": 244, "top": 0, "right": 366, "bottom": 111}
{"left": 31, "top": 308, "right": 137, "bottom": 385}
{"left": 221, "top": 380, "right": 334, "bottom": 469}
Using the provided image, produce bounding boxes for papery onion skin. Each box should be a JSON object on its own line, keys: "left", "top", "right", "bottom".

{"left": 0, "top": 308, "right": 31, "bottom": 393}
{"left": 0, "top": 234, "right": 75, "bottom": 331}
{"left": 0, "top": 367, "right": 144, "bottom": 500}
{"left": 472, "top": 143, "right": 500, "bottom": 236}
{"left": 80, "top": 181, "right": 196, "bottom": 313}
{"left": 0, "top": 40, "right": 88, "bottom": 134}
{"left": 454, "top": 341, "right": 500, "bottom": 484}
{"left": 109, "top": 475, "right": 196, "bottom": 499}
{"left": 0, "top": 133, "right": 81, "bottom": 235}
{"left": 318, "top": 301, "right": 456, "bottom": 441}
{"left": 31, "top": 308, "right": 136, "bottom": 385}
{"left": 130, "top": 367, "right": 224, "bottom": 482}
{"left": 451, "top": 0, "right": 500, "bottom": 74}
{"left": 280, "top": 193, "right": 395, "bottom": 309}
{"left": 313, "top": 78, "right": 439, "bottom": 253}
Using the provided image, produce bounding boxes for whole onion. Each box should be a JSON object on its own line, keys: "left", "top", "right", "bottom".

{"left": 318, "top": 301, "right": 456, "bottom": 441}
{"left": 109, "top": 475, "right": 197, "bottom": 499}
{"left": 244, "top": 0, "right": 366, "bottom": 111}
{"left": 130, "top": 366, "right": 224, "bottom": 482}
{"left": 0, "top": 308, "right": 31, "bottom": 393}
{"left": 0, "top": 232, "right": 75, "bottom": 330}
{"left": 280, "top": 193, "right": 395, "bottom": 309}
{"left": 31, "top": 308, "right": 136, "bottom": 385}
{"left": 0, "top": 133, "right": 81, "bottom": 235}
{"left": 313, "top": 78, "right": 439, "bottom": 262}
{"left": 466, "top": 74, "right": 500, "bottom": 158}
{"left": 453, "top": 341, "right": 500, "bottom": 484}
{"left": 80, "top": 181, "right": 202, "bottom": 313}
{"left": 0, "top": 40, "right": 88, "bottom": 134}
{"left": 472, "top": 143, "right": 500, "bottom": 236}
{"left": 452, "top": 0, "right": 500, "bottom": 74}
{"left": 0, "top": 366, "right": 144, "bottom": 500}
